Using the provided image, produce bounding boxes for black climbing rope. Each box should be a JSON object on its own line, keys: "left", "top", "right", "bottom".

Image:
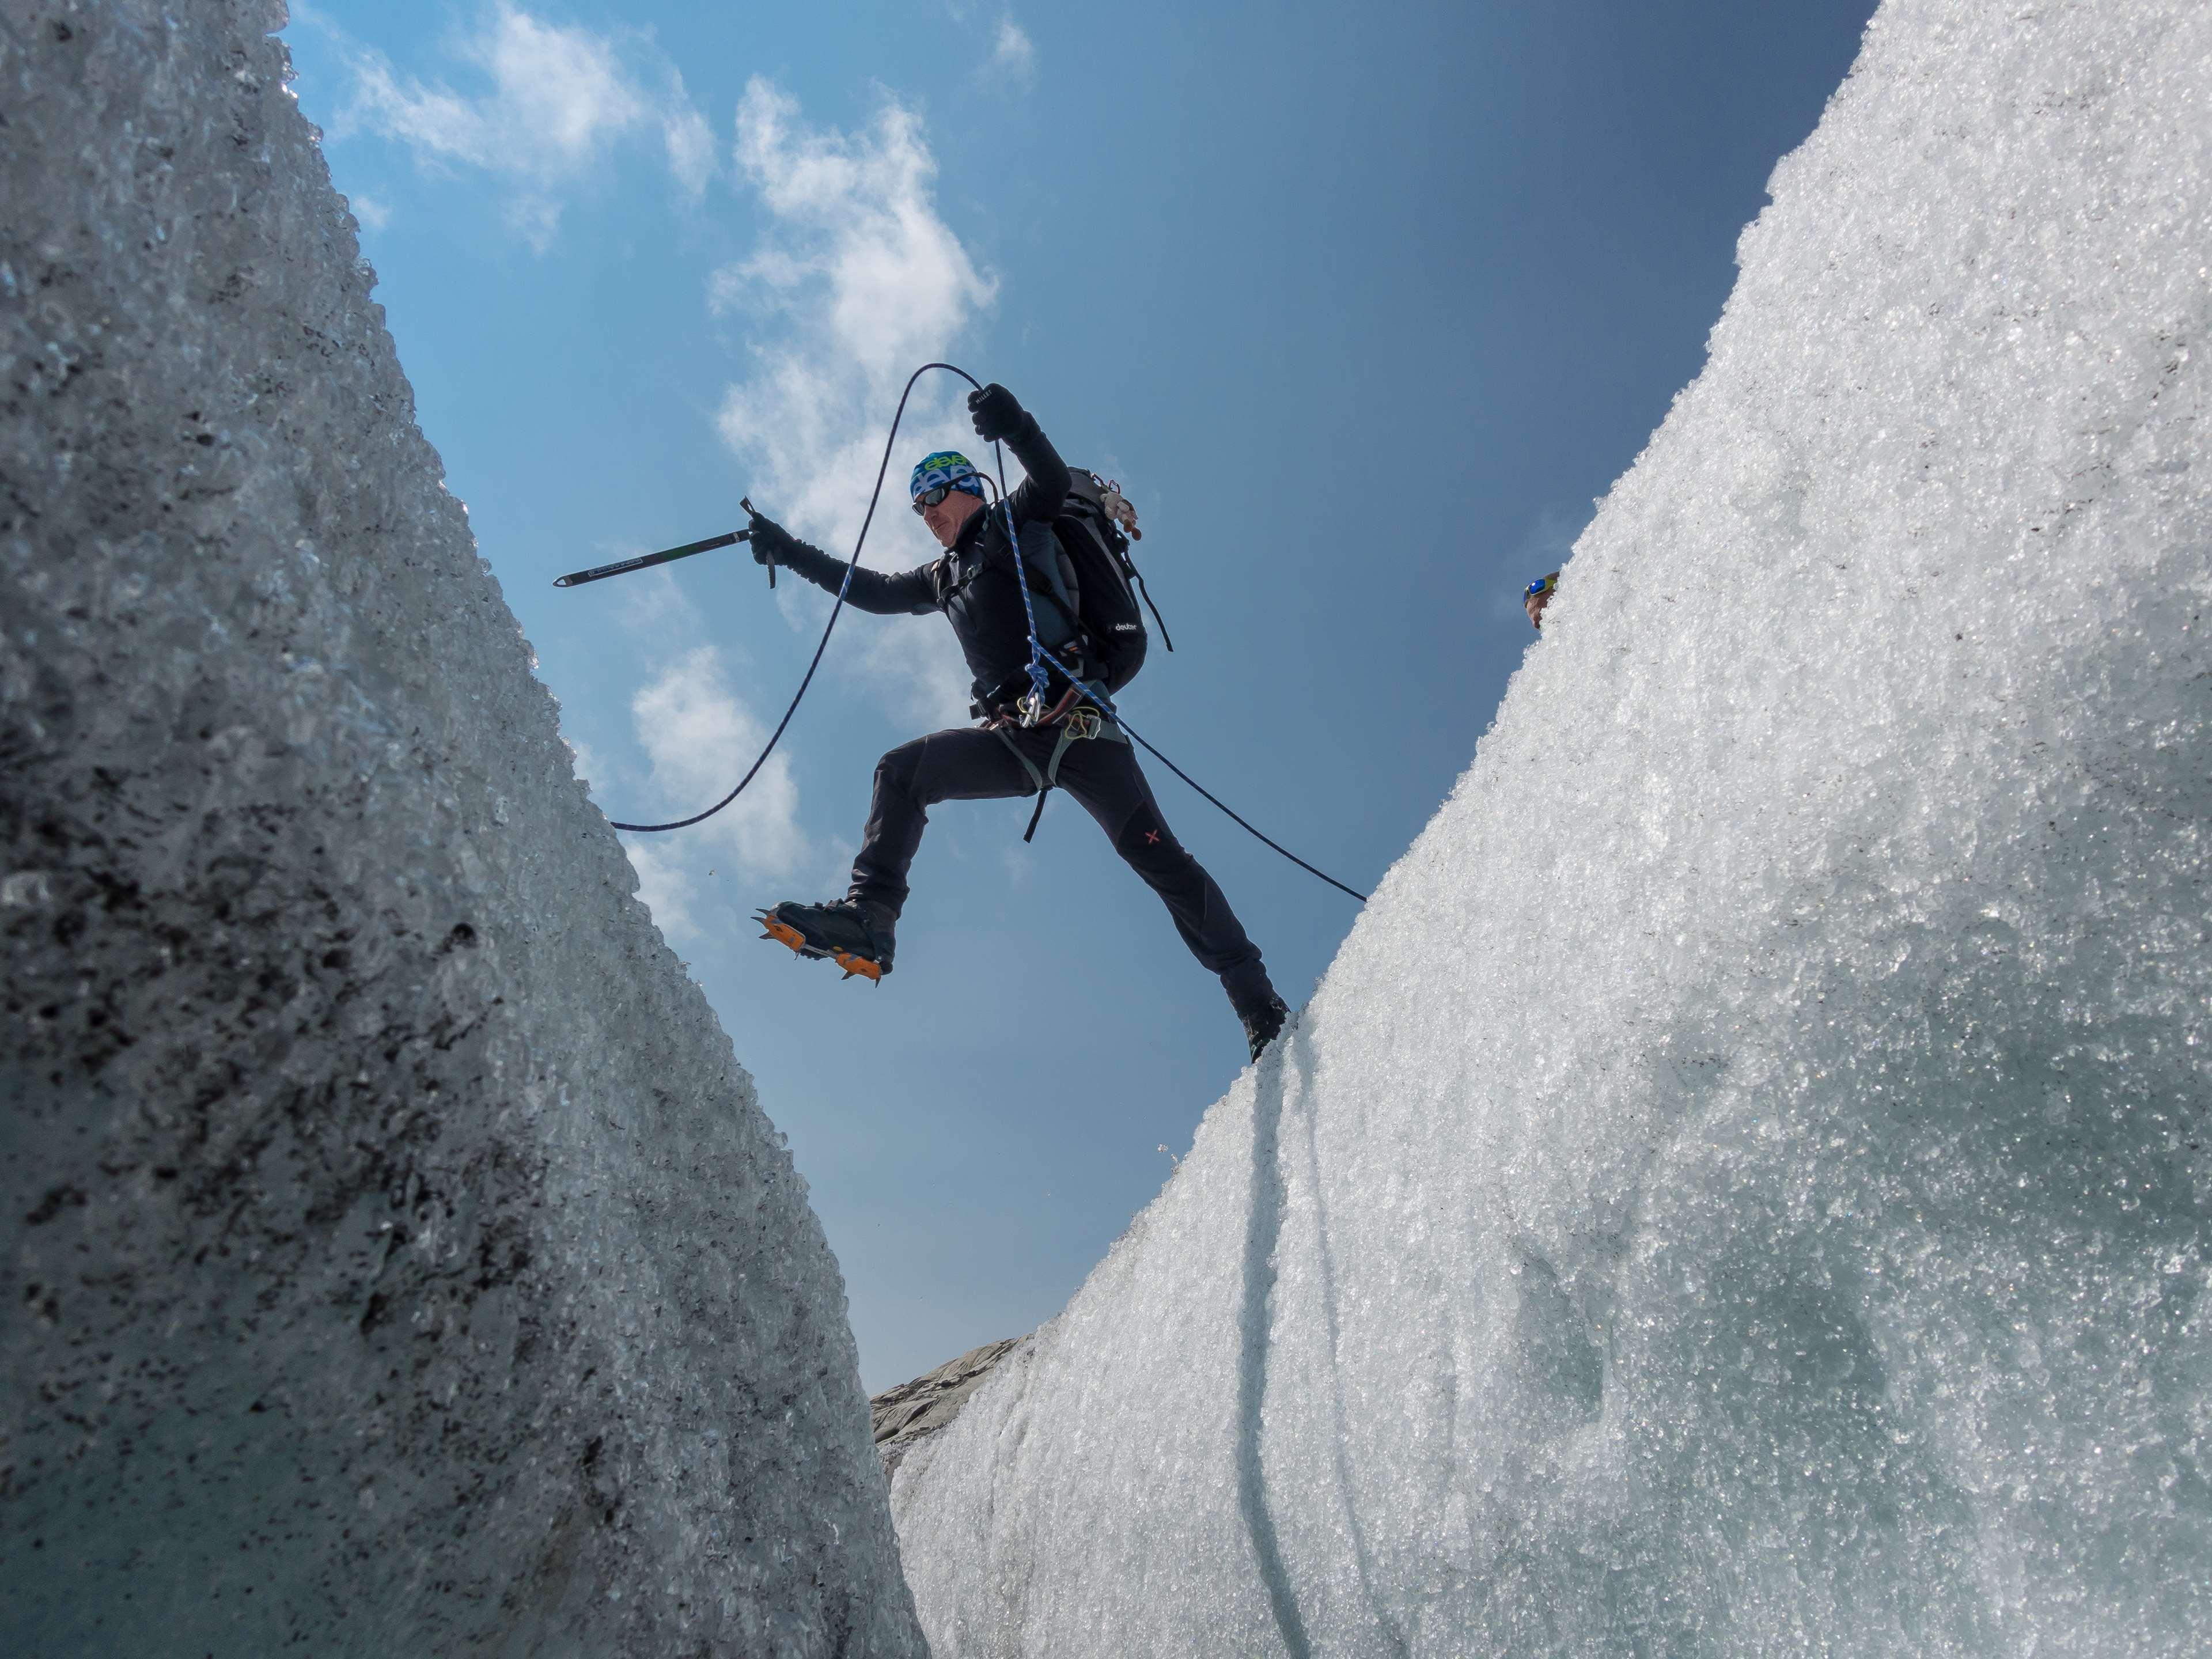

{"left": 603, "top": 361, "right": 950, "bottom": 833}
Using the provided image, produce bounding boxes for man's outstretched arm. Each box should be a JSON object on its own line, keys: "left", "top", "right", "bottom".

{"left": 747, "top": 511, "right": 938, "bottom": 616}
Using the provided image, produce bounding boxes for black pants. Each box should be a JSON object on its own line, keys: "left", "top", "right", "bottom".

{"left": 851, "top": 724, "right": 1274, "bottom": 1007}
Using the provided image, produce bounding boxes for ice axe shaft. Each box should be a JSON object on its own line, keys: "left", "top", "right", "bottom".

{"left": 552, "top": 528, "right": 752, "bottom": 589}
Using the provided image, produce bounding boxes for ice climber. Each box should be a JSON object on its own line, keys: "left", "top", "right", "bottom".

{"left": 743, "top": 383, "right": 1291, "bottom": 1062}
{"left": 1525, "top": 570, "right": 1560, "bottom": 630}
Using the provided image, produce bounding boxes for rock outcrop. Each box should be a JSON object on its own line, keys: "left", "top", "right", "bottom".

{"left": 870, "top": 1338, "right": 1027, "bottom": 1479}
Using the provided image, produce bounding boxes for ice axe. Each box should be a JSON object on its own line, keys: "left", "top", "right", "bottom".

{"left": 551, "top": 501, "right": 771, "bottom": 589}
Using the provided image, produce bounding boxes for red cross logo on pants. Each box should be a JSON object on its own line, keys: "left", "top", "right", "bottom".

{"left": 1145, "top": 829, "right": 1161, "bottom": 844}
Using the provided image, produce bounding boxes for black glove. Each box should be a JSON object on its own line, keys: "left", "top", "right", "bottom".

{"left": 967, "top": 383, "right": 1027, "bottom": 444}
{"left": 747, "top": 507, "right": 798, "bottom": 566}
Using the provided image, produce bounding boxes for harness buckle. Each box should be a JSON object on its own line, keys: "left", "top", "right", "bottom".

{"left": 1065, "top": 706, "right": 1101, "bottom": 742}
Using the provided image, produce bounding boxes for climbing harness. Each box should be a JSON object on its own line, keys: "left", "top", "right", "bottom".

{"left": 579, "top": 361, "right": 1370, "bottom": 904}
{"left": 984, "top": 693, "right": 1117, "bottom": 843}
{"left": 967, "top": 427, "right": 1369, "bottom": 903}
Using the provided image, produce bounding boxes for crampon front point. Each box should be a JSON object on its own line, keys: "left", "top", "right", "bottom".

{"left": 755, "top": 908, "right": 886, "bottom": 983}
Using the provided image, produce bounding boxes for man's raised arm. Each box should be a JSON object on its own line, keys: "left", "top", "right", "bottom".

{"left": 967, "top": 383, "right": 1069, "bottom": 527}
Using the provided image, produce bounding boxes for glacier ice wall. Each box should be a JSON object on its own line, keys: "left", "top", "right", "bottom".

{"left": 0, "top": 3, "right": 923, "bottom": 1654}
{"left": 888, "top": 1, "right": 2211, "bottom": 1654}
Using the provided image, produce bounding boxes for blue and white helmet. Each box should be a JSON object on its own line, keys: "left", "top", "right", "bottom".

{"left": 910, "top": 450, "right": 984, "bottom": 502}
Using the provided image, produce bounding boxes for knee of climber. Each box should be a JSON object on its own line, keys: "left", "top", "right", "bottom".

{"left": 1115, "top": 802, "right": 1187, "bottom": 873}
{"left": 874, "top": 738, "right": 928, "bottom": 803}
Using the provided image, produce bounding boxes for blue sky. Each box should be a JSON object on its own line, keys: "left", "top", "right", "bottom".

{"left": 282, "top": 0, "right": 1878, "bottom": 1391}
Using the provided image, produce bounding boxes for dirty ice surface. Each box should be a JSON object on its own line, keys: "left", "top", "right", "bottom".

{"left": 887, "top": 1, "right": 2212, "bottom": 1654}
{"left": 1, "top": 2, "right": 921, "bottom": 1653}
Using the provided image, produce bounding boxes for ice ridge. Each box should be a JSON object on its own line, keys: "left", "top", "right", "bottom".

{"left": 0, "top": 2, "right": 923, "bottom": 1653}
{"left": 886, "top": 1, "right": 2212, "bottom": 1654}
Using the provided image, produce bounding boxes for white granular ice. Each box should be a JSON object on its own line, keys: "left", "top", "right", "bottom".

{"left": 888, "top": 1, "right": 2212, "bottom": 1654}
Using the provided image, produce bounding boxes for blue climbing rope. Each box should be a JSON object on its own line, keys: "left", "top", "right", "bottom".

{"left": 952, "top": 373, "right": 1369, "bottom": 906}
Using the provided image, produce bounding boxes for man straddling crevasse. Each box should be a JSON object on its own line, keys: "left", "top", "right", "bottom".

{"left": 742, "top": 382, "right": 1291, "bottom": 1062}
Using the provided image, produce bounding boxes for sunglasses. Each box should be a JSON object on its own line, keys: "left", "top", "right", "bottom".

{"left": 912, "top": 484, "right": 961, "bottom": 514}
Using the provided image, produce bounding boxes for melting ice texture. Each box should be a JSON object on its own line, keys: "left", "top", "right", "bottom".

{"left": 1, "top": 3, "right": 921, "bottom": 1654}
{"left": 887, "top": 2, "right": 2211, "bottom": 1653}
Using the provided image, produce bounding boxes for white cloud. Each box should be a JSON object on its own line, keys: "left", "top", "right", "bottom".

{"left": 630, "top": 645, "right": 808, "bottom": 880}
{"left": 563, "top": 733, "right": 603, "bottom": 793}
{"left": 316, "top": 2, "right": 712, "bottom": 250}
{"left": 990, "top": 17, "right": 1036, "bottom": 80}
{"left": 346, "top": 191, "right": 392, "bottom": 232}
{"left": 593, "top": 582, "right": 821, "bottom": 935}
{"left": 622, "top": 836, "right": 703, "bottom": 942}
{"left": 713, "top": 78, "right": 997, "bottom": 728}
{"left": 938, "top": 1, "right": 1037, "bottom": 79}
{"left": 663, "top": 96, "right": 717, "bottom": 197}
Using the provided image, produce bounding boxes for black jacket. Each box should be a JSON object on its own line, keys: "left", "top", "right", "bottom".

{"left": 771, "top": 417, "right": 1085, "bottom": 707}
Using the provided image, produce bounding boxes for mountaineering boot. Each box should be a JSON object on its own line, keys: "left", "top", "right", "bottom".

{"left": 1238, "top": 995, "right": 1291, "bottom": 1063}
{"left": 1221, "top": 957, "right": 1287, "bottom": 1062}
{"left": 756, "top": 897, "right": 897, "bottom": 982}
